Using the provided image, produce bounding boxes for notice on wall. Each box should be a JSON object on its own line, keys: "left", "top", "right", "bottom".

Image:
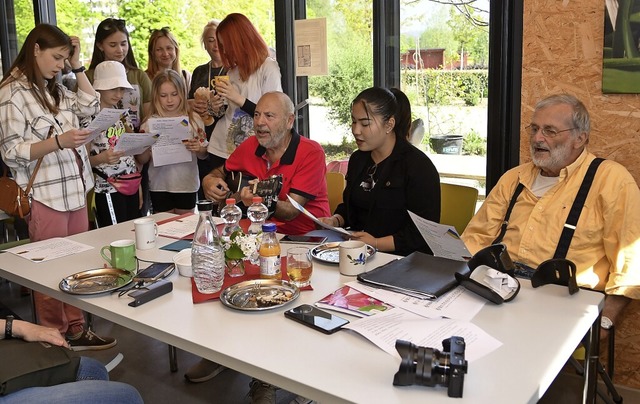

{"left": 294, "top": 18, "right": 328, "bottom": 76}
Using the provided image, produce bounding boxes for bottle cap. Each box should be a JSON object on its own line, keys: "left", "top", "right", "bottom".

{"left": 196, "top": 199, "right": 214, "bottom": 211}
{"left": 252, "top": 196, "right": 262, "bottom": 204}
{"left": 262, "top": 222, "right": 276, "bottom": 232}
{"left": 226, "top": 198, "right": 236, "bottom": 205}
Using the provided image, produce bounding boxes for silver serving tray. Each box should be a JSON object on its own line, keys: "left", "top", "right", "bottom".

{"left": 310, "top": 242, "right": 376, "bottom": 264}
{"left": 220, "top": 279, "right": 300, "bottom": 311}
{"left": 59, "top": 267, "right": 133, "bottom": 295}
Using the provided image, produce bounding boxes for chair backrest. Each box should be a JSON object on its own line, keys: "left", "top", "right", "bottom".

{"left": 440, "top": 183, "right": 479, "bottom": 235}
{"left": 326, "top": 172, "right": 346, "bottom": 213}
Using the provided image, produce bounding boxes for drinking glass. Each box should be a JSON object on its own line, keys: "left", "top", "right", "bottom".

{"left": 286, "top": 247, "right": 313, "bottom": 287}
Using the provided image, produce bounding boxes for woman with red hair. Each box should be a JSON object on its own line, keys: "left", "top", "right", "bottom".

{"left": 207, "top": 12, "right": 282, "bottom": 167}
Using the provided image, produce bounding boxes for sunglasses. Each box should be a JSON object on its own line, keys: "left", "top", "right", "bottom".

{"left": 360, "top": 164, "right": 378, "bottom": 192}
{"left": 100, "top": 18, "right": 126, "bottom": 31}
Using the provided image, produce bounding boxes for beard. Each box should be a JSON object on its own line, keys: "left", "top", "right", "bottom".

{"left": 530, "top": 139, "right": 574, "bottom": 176}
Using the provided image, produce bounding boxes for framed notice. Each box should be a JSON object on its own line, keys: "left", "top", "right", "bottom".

{"left": 294, "top": 18, "right": 328, "bottom": 76}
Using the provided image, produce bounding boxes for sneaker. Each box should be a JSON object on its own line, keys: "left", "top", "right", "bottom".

{"left": 67, "top": 329, "right": 117, "bottom": 351}
{"left": 184, "top": 359, "right": 226, "bottom": 383}
{"left": 248, "top": 379, "right": 276, "bottom": 404}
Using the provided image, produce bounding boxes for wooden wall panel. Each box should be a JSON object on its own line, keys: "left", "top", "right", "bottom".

{"left": 521, "top": 0, "right": 640, "bottom": 183}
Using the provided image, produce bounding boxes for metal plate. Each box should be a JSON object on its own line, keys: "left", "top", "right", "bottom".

{"left": 220, "top": 279, "right": 300, "bottom": 311}
{"left": 59, "top": 267, "right": 133, "bottom": 295}
{"left": 310, "top": 242, "right": 376, "bottom": 265}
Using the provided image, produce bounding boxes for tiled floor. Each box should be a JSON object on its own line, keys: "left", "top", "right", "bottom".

{"left": 2, "top": 278, "right": 640, "bottom": 403}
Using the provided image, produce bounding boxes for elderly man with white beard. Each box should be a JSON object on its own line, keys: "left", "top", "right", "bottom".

{"left": 462, "top": 93, "right": 640, "bottom": 334}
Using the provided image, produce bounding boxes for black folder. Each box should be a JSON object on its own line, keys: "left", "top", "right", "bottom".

{"left": 357, "top": 252, "right": 470, "bottom": 300}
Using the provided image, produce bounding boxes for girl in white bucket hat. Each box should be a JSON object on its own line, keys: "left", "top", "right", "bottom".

{"left": 82, "top": 60, "right": 143, "bottom": 227}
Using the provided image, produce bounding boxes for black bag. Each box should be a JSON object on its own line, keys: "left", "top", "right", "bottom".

{"left": 0, "top": 339, "right": 80, "bottom": 396}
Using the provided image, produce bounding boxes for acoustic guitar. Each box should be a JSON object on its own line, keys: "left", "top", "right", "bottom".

{"left": 222, "top": 172, "right": 283, "bottom": 213}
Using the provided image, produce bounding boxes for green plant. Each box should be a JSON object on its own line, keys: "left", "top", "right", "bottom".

{"left": 321, "top": 136, "right": 357, "bottom": 162}
{"left": 462, "top": 129, "right": 486, "bottom": 156}
{"left": 309, "top": 40, "right": 373, "bottom": 127}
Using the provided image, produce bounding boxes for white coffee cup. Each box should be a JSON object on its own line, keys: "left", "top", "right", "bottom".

{"left": 339, "top": 240, "right": 368, "bottom": 276}
{"left": 134, "top": 217, "right": 158, "bottom": 250}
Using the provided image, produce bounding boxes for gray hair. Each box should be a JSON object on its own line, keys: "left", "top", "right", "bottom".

{"left": 535, "top": 94, "right": 590, "bottom": 135}
{"left": 263, "top": 91, "right": 295, "bottom": 115}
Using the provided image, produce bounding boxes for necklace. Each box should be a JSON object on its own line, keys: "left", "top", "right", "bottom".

{"left": 208, "top": 63, "right": 224, "bottom": 90}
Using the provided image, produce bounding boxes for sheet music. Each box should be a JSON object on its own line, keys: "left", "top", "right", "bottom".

{"left": 344, "top": 307, "right": 502, "bottom": 363}
{"left": 84, "top": 108, "right": 128, "bottom": 144}
{"left": 286, "top": 195, "right": 350, "bottom": 236}
{"left": 149, "top": 116, "right": 193, "bottom": 167}
{"left": 408, "top": 211, "right": 471, "bottom": 261}
{"left": 4, "top": 238, "right": 93, "bottom": 262}
{"left": 113, "top": 132, "right": 159, "bottom": 155}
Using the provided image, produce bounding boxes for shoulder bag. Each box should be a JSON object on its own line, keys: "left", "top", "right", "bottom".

{"left": 0, "top": 127, "right": 53, "bottom": 218}
{"left": 0, "top": 338, "right": 80, "bottom": 396}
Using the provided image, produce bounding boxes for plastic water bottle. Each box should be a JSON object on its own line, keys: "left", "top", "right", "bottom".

{"left": 259, "top": 222, "right": 281, "bottom": 280}
{"left": 220, "top": 198, "right": 242, "bottom": 241}
{"left": 191, "top": 200, "right": 225, "bottom": 294}
{"left": 247, "top": 196, "right": 269, "bottom": 235}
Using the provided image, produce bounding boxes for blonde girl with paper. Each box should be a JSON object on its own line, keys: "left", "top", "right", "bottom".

{"left": 138, "top": 70, "right": 208, "bottom": 214}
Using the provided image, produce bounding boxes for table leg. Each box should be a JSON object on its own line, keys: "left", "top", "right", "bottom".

{"left": 582, "top": 314, "right": 601, "bottom": 404}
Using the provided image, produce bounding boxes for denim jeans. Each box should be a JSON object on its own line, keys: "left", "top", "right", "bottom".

{"left": 0, "top": 357, "right": 143, "bottom": 404}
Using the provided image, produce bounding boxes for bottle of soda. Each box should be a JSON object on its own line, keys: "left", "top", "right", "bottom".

{"left": 259, "top": 222, "right": 281, "bottom": 280}
{"left": 219, "top": 198, "right": 242, "bottom": 241}
{"left": 191, "top": 200, "right": 225, "bottom": 294}
{"left": 247, "top": 196, "right": 269, "bottom": 235}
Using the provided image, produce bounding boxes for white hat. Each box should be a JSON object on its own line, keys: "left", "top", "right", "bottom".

{"left": 93, "top": 61, "right": 133, "bottom": 91}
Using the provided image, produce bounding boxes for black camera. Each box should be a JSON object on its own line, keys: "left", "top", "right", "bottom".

{"left": 393, "top": 336, "right": 468, "bottom": 398}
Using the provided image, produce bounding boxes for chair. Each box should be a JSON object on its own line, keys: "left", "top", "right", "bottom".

{"left": 326, "top": 172, "right": 346, "bottom": 213}
{"left": 440, "top": 183, "right": 479, "bottom": 235}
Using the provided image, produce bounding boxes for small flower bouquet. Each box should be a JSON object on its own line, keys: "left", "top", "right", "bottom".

{"left": 222, "top": 229, "right": 260, "bottom": 277}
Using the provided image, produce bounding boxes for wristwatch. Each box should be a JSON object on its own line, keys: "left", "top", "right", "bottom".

{"left": 4, "top": 315, "right": 14, "bottom": 339}
{"left": 601, "top": 316, "right": 614, "bottom": 330}
{"left": 71, "top": 66, "right": 86, "bottom": 74}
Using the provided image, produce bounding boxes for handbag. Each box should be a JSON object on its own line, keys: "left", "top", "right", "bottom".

{"left": 0, "top": 338, "right": 80, "bottom": 396}
{"left": 0, "top": 127, "right": 52, "bottom": 218}
{"left": 107, "top": 172, "right": 142, "bottom": 196}
{"left": 93, "top": 169, "right": 142, "bottom": 196}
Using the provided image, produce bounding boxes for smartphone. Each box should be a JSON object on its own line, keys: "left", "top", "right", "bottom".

{"left": 134, "top": 262, "right": 175, "bottom": 282}
{"left": 284, "top": 304, "right": 349, "bottom": 334}
{"left": 280, "top": 235, "right": 328, "bottom": 245}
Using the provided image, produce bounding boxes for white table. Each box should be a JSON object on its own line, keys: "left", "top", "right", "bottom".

{"left": 0, "top": 213, "right": 604, "bottom": 403}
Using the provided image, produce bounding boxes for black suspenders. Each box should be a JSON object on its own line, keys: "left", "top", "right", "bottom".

{"left": 492, "top": 158, "right": 604, "bottom": 259}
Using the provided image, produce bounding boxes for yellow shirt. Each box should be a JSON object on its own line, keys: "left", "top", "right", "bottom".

{"left": 462, "top": 150, "right": 640, "bottom": 298}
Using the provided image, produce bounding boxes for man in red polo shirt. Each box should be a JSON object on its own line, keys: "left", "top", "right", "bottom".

{"left": 203, "top": 91, "right": 329, "bottom": 235}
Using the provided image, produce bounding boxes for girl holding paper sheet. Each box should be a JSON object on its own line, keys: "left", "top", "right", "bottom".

{"left": 83, "top": 61, "right": 143, "bottom": 227}
{"left": 137, "top": 70, "right": 208, "bottom": 214}
{"left": 0, "top": 24, "right": 117, "bottom": 350}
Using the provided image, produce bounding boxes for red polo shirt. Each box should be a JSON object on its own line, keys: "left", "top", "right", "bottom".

{"left": 225, "top": 130, "right": 330, "bottom": 235}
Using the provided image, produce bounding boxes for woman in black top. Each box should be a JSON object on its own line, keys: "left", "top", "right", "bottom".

{"left": 320, "top": 87, "right": 441, "bottom": 256}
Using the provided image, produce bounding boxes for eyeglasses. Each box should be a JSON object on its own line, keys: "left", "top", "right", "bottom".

{"left": 151, "top": 26, "right": 171, "bottom": 35}
{"left": 101, "top": 18, "right": 126, "bottom": 31}
{"left": 360, "top": 164, "right": 378, "bottom": 192}
{"left": 525, "top": 124, "right": 577, "bottom": 138}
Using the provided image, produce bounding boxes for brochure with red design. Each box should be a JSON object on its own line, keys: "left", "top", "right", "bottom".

{"left": 315, "top": 285, "right": 391, "bottom": 318}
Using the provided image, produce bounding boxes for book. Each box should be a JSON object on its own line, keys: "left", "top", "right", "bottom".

{"left": 315, "top": 285, "right": 391, "bottom": 318}
{"left": 357, "top": 251, "right": 471, "bottom": 300}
